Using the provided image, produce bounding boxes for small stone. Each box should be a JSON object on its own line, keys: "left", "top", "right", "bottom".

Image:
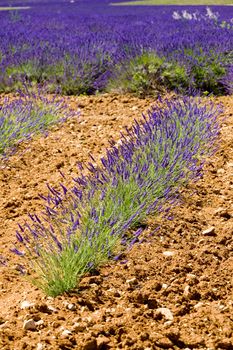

{"left": 186, "top": 274, "right": 197, "bottom": 285}
{"left": 0, "top": 321, "right": 9, "bottom": 329}
{"left": 67, "top": 303, "right": 76, "bottom": 311}
{"left": 105, "top": 307, "right": 116, "bottom": 315}
{"left": 61, "top": 329, "right": 72, "bottom": 337}
{"left": 23, "top": 319, "right": 36, "bottom": 331}
{"left": 37, "top": 343, "right": 44, "bottom": 350}
{"left": 35, "top": 320, "right": 44, "bottom": 327}
{"left": 96, "top": 336, "right": 110, "bottom": 348}
{"left": 194, "top": 302, "right": 204, "bottom": 310}
{"left": 126, "top": 277, "right": 137, "bottom": 285}
{"left": 202, "top": 226, "right": 216, "bottom": 236}
{"left": 163, "top": 251, "right": 175, "bottom": 257}
{"left": 72, "top": 322, "right": 87, "bottom": 332}
{"left": 47, "top": 305, "right": 58, "bottom": 313}
{"left": 82, "top": 338, "right": 97, "bottom": 350}
{"left": 156, "top": 307, "right": 174, "bottom": 321}
{"left": 183, "top": 285, "right": 190, "bottom": 297}
{"left": 20, "top": 300, "right": 35, "bottom": 309}
{"left": 47, "top": 297, "right": 54, "bottom": 301}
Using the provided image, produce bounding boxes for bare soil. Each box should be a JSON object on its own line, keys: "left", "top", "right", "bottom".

{"left": 0, "top": 93, "right": 232, "bottom": 350}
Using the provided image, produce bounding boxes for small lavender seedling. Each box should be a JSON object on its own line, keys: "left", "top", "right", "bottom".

{"left": 0, "top": 90, "right": 70, "bottom": 159}
{"left": 11, "top": 97, "right": 221, "bottom": 296}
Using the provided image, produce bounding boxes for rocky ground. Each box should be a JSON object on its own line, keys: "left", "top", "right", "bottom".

{"left": 0, "top": 93, "right": 232, "bottom": 350}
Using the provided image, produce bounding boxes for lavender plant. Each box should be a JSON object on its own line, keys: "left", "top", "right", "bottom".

{"left": 12, "top": 97, "right": 221, "bottom": 296}
{"left": 108, "top": 51, "right": 189, "bottom": 96}
{"left": 0, "top": 91, "right": 69, "bottom": 159}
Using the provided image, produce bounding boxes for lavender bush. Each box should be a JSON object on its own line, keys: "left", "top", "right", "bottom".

{"left": 108, "top": 51, "right": 189, "bottom": 96}
{"left": 0, "top": 91, "right": 69, "bottom": 159}
{"left": 12, "top": 97, "right": 221, "bottom": 296}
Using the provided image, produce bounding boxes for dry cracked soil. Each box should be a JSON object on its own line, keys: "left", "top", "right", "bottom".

{"left": 0, "top": 93, "right": 232, "bottom": 350}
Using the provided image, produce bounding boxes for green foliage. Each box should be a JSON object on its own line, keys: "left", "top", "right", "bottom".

{"left": 108, "top": 52, "right": 165, "bottom": 96}
{"left": 29, "top": 236, "right": 116, "bottom": 296}
{"left": 186, "top": 49, "right": 228, "bottom": 95}
{"left": 160, "top": 62, "right": 188, "bottom": 91}
{"left": 108, "top": 52, "right": 189, "bottom": 96}
{"left": 109, "top": 48, "right": 231, "bottom": 96}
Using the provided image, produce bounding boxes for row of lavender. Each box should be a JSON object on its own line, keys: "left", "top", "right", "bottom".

{"left": 1, "top": 3, "right": 233, "bottom": 95}
{"left": 11, "top": 96, "right": 220, "bottom": 296}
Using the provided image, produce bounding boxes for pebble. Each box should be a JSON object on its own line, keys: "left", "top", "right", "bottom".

{"left": 66, "top": 303, "right": 76, "bottom": 311}
{"left": 194, "top": 302, "right": 204, "bottom": 310}
{"left": 47, "top": 305, "right": 58, "bottom": 313}
{"left": 0, "top": 321, "right": 8, "bottom": 329}
{"left": 156, "top": 307, "right": 174, "bottom": 321}
{"left": 106, "top": 307, "right": 116, "bottom": 314}
{"left": 72, "top": 322, "right": 87, "bottom": 332}
{"left": 183, "top": 285, "right": 190, "bottom": 297}
{"left": 20, "top": 300, "right": 35, "bottom": 309}
{"left": 82, "top": 338, "right": 97, "bottom": 350}
{"left": 96, "top": 336, "right": 110, "bottom": 348}
{"left": 186, "top": 274, "right": 197, "bottom": 281}
{"left": 163, "top": 251, "right": 175, "bottom": 257}
{"left": 61, "top": 329, "right": 72, "bottom": 338}
{"left": 23, "top": 319, "right": 36, "bottom": 331}
{"left": 126, "top": 277, "right": 137, "bottom": 285}
{"left": 202, "top": 226, "right": 216, "bottom": 236}
{"left": 37, "top": 343, "right": 44, "bottom": 350}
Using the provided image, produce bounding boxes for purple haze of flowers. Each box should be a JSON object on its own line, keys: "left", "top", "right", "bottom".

{"left": 11, "top": 96, "right": 221, "bottom": 296}
{"left": 0, "top": 3, "right": 232, "bottom": 95}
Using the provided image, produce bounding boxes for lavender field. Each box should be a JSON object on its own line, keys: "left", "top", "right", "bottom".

{"left": 1, "top": 5, "right": 233, "bottom": 348}
{"left": 1, "top": 2, "right": 233, "bottom": 96}
{"left": 1, "top": 1, "right": 233, "bottom": 298}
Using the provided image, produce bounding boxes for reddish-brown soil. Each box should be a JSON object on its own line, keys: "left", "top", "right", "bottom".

{"left": 0, "top": 93, "right": 232, "bottom": 350}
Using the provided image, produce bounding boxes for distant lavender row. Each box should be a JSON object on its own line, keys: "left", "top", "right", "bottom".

{"left": 0, "top": 91, "right": 71, "bottom": 160}
{"left": 12, "top": 97, "right": 221, "bottom": 296}
{"left": 0, "top": 3, "right": 232, "bottom": 95}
